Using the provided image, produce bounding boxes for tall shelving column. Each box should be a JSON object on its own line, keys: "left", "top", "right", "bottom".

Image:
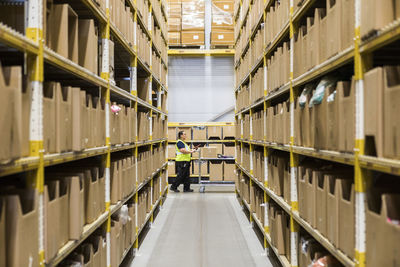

{"left": 26, "top": 0, "right": 45, "bottom": 265}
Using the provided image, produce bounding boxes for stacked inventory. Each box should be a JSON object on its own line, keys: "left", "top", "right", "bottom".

{"left": 211, "top": 0, "right": 235, "bottom": 47}
{"left": 235, "top": 0, "right": 400, "bottom": 266}
{"left": 167, "top": 0, "right": 205, "bottom": 46}
{"left": 167, "top": 123, "right": 236, "bottom": 183}
{"left": 0, "top": 0, "right": 168, "bottom": 265}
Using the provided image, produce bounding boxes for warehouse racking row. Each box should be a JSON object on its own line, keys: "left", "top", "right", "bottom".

{"left": 0, "top": 0, "right": 169, "bottom": 265}
{"left": 234, "top": 0, "right": 400, "bottom": 266}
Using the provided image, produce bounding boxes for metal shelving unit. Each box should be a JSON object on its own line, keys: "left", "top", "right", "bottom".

{"left": 0, "top": 0, "right": 169, "bottom": 265}
{"left": 234, "top": 0, "right": 400, "bottom": 266}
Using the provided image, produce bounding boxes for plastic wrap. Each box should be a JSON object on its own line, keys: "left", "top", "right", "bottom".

{"left": 168, "top": 32, "right": 181, "bottom": 45}
{"left": 167, "top": 2, "right": 181, "bottom": 18}
{"left": 181, "top": 0, "right": 205, "bottom": 31}
{"left": 211, "top": 3, "right": 233, "bottom": 30}
{"left": 299, "top": 84, "right": 314, "bottom": 108}
{"left": 168, "top": 17, "right": 181, "bottom": 31}
{"left": 309, "top": 75, "right": 339, "bottom": 107}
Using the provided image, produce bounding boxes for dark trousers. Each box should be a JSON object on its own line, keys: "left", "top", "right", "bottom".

{"left": 172, "top": 161, "right": 191, "bottom": 190}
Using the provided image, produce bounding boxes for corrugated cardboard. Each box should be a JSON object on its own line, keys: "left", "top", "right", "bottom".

{"left": 193, "top": 160, "right": 208, "bottom": 175}
{"left": 201, "top": 147, "right": 217, "bottom": 158}
{"left": 168, "top": 161, "right": 176, "bottom": 175}
{"left": 338, "top": 179, "right": 354, "bottom": 258}
{"left": 211, "top": 31, "right": 234, "bottom": 44}
{"left": 78, "top": 19, "right": 98, "bottom": 74}
{"left": 306, "top": 171, "right": 318, "bottom": 227}
{"left": 168, "top": 144, "right": 176, "bottom": 159}
{"left": 181, "top": 31, "right": 205, "bottom": 45}
{"left": 326, "top": 0, "right": 341, "bottom": 59}
{"left": 326, "top": 175, "right": 340, "bottom": 246}
{"left": 315, "top": 172, "right": 328, "bottom": 236}
{"left": 383, "top": 66, "right": 400, "bottom": 159}
{"left": 223, "top": 161, "right": 236, "bottom": 181}
{"left": 361, "top": 0, "right": 395, "bottom": 37}
{"left": 341, "top": 0, "right": 354, "bottom": 49}
{"left": 168, "top": 17, "right": 181, "bottom": 32}
{"left": 168, "top": 3, "right": 182, "bottom": 18}
{"left": 67, "top": 175, "right": 85, "bottom": 240}
{"left": 193, "top": 127, "right": 206, "bottom": 140}
{"left": 210, "top": 144, "right": 222, "bottom": 156}
{"left": 4, "top": 189, "right": 38, "bottom": 267}
{"left": 338, "top": 79, "right": 354, "bottom": 152}
{"left": 364, "top": 68, "right": 384, "bottom": 158}
{"left": 212, "top": 1, "right": 234, "bottom": 14}
{"left": 366, "top": 194, "right": 400, "bottom": 267}
{"left": 223, "top": 144, "right": 235, "bottom": 156}
{"left": 0, "top": 64, "right": 23, "bottom": 162}
{"left": 210, "top": 161, "right": 223, "bottom": 180}
{"left": 326, "top": 83, "right": 340, "bottom": 151}
{"left": 208, "top": 126, "right": 221, "bottom": 139}
{"left": 222, "top": 125, "right": 235, "bottom": 139}
{"left": 137, "top": 77, "right": 150, "bottom": 102}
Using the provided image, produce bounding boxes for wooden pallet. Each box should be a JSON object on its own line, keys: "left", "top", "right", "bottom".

{"left": 168, "top": 45, "right": 205, "bottom": 49}
{"left": 210, "top": 44, "right": 235, "bottom": 49}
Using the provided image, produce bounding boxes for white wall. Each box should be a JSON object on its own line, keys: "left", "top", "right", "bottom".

{"left": 167, "top": 56, "right": 235, "bottom": 122}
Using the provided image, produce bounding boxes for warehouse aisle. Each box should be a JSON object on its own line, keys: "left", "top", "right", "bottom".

{"left": 127, "top": 187, "right": 275, "bottom": 267}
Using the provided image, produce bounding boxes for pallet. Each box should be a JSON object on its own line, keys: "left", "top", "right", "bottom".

{"left": 210, "top": 44, "right": 235, "bottom": 49}
{"left": 168, "top": 45, "right": 205, "bottom": 49}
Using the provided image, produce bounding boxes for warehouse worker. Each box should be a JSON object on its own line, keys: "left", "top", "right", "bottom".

{"left": 170, "top": 131, "right": 199, "bottom": 192}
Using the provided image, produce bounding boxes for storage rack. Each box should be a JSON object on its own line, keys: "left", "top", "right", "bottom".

{"left": 234, "top": 0, "right": 400, "bottom": 266}
{"left": 168, "top": 122, "right": 236, "bottom": 192}
{"left": 0, "top": 0, "right": 169, "bottom": 264}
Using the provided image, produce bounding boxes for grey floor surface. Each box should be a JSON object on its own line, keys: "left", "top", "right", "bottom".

{"left": 127, "top": 186, "right": 275, "bottom": 267}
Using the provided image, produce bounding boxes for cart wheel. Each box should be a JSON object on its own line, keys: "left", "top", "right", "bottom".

{"left": 199, "top": 186, "right": 205, "bottom": 193}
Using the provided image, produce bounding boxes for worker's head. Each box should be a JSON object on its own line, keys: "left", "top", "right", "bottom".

{"left": 178, "top": 131, "right": 186, "bottom": 140}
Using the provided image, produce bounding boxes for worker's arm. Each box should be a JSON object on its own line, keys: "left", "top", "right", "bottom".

{"left": 179, "top": 147, "right": 197, "bottom": 154}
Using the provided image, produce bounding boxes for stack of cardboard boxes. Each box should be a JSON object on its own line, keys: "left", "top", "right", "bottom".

{"left": 211, "top": 0, "right": 234, "bottom": 46}
{"left": 267, "top": 42, "right": 290, "bottom": 93}
{"left": 266, "top": 101, "right": 291, "bottom": 145}
{"left": 181, "top": 0, "right": 205, "bottom": 45}
{"left": 168, "top": 0, "right": 182, "bottom": 45}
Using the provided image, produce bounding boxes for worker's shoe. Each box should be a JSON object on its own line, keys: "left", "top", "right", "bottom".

{"left": 183, "top": 189, "right": 194, "bottom": 192}
{"left": 170, "top": 187, "right": 180, "bottom": 193}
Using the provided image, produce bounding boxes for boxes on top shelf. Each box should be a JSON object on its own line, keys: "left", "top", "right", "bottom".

{"left": 181, "top": 31, "right": 205, "bottom": 45}
{"left": 209, "top": 161, "right": 223, "bottom": 181}
{"left": 223, "top": 161, "right": 236, "bottom": 181}
{"left": 181, "top": 0, "right": 205, "bottom": 31}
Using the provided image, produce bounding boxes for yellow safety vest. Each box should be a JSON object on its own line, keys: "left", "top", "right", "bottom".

{"left": 175, "top": 139, "right": 191, "bottom": 162}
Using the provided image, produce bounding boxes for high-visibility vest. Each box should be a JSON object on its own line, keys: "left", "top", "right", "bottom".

{"left": 175, "top": 139, "right": 191, "bottom": 162}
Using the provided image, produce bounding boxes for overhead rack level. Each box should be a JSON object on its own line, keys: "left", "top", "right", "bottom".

{"left": 234, "top": 0, "right": 400, "bottom": 267}
{"left": 0, "top": 0, "right": 168, "bottom": 266}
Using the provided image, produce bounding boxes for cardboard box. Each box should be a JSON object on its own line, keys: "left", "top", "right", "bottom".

{"left": 223, "top": 144, "right": 235, "bottom": 157}
{"left": 211, "top": 16, "right": 233, "bottom": 32}
{"left": 137, "top": 77, "right": 151, "bottom": 102}
{"left": 168, "top": 127, "right": 177, "bottom": 140}
{"left": 338, "top": 178, "right": 354, "bottom": 258}
{"left": 0, "top": 65, "right": 29, "bottom": 162}
{"left": 210, "top": 144, "right": 222, "bottom": 156}
{"left": 315, "top": 172, "right": 328, "bottom": 236}
{"left": 192, "top": 127, "right": 205, "bottom": 140}
{"left": 47, "top": 4, "right": 79, "bottom": 63}
{"left": 326, "top": 0, "right": 342, "bottom": 59}
{"left": 201, "top": 147, "right": 217, "bottom": 158}
{"left": 4, "top": 189, "right": 38, "bottom": 267}
{"left": 181, "top": 31, "right": 205, "bottom": 45}
{"left": 326, "top": 175, "right": 340, "bottom": 246}
{"left": 306, "top": 171, "right": 318, "bottom": 227}
{"left": 361, "top": 0, "right": 396, "bottom": 37}
{"left": 168, "top": 144, "right": 176, "bottom": 159}
{"left": 67, "top": 175, "right": 85, "bottom": 239}
{"left": 208, "top": 126, "right": 222, "bottom": 139}
{"left": 212, "top": 1, "right": 234, "bottom": 14}
{"left": 210, "top": 161, "right": 223, "bottom": 180}
{"left": 193, "top": 160, "right": 208, "bottom": 175}
{"left": 182, "top": 0, "right": 205, "bottom": 31}
{"left": 326, "top": 82, "right": 340, "bottom": 151}
{"left": 44, "top": 181, "right": 69, "bottom": 262}
{"left": 367, "top": 193, "right": 400, "bottom": 267}
{"left": 222, "top": 125, "right": 235, "bottom": 139}
{"left": 168, "top": 17, "right": 181, "bottom": 32}
{"left": 341, "top": 0, "right": 354, "bottom": 49}
{"left": 383, "top": 66, "right": 400, "bottom": 159}
{"left": 168, "top": 3, "right": 182, "bottom": 18}
{"left": 168, "top": 161, "right": 176, "bottom": 175}
{"left": 223, "top": 161, "right": 236, "bottom": 181}
{"left": 78, "top": 19, "right": 98, "bottom": 74}
{"left": 338, "top": 79, "right": 354, "bottom": 153}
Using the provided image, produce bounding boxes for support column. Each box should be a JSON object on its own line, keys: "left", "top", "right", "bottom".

{"left": 26, "top": 0, "right": 44, "bottom": 264}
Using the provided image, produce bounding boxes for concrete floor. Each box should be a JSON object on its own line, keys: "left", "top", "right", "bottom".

{"left": 127, "top": 185, "right": 275, "bottom": 267}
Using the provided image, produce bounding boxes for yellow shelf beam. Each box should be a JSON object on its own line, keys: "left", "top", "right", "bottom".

{"left": 0, "top": 23, "right": 39, "bottom": 54}
{"left": 168, "top": 49, "right": 235, "bottom": 56}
